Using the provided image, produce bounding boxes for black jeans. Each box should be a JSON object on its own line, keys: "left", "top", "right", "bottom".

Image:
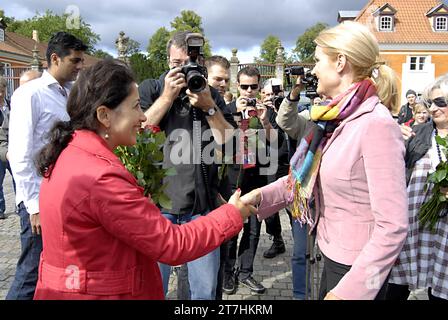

{"left": 264, "top": 212, "right": 282, "bottom": 238}
{"left": 318, "top": 253, "right": 389, "bottom": 300}
{"left": 386, "top": 283, "right": 447, "bottom": 301}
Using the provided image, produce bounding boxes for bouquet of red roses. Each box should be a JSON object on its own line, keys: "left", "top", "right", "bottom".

{"left": 115, "top": 125, "right": 175, "bottom": 209}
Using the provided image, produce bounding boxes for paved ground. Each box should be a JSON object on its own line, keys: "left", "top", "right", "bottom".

{"left": 0, "top": 171, "right": 428, "bottom": 300}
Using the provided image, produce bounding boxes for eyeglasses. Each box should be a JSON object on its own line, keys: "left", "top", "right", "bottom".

{"left": 427, "top": 97, "right": 448, "bottom": 108}
{"left": 240, "top": 84, "right": 259, "bottom": 90}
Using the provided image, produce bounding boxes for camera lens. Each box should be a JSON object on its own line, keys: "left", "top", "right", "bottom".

{"left": 186, "top": 70, "right": 207, "bottom": 93}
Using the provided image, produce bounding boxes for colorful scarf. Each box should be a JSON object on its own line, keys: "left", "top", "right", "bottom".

{"left": 287, "top": 79, "right": 377, "bottom": 225}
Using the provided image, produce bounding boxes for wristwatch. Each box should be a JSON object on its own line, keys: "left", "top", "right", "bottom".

{"left": 206, "top": 106, "right": 217, "bottom": 116}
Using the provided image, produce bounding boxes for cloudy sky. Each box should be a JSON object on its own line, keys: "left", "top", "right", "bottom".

{"left": 3, "top": 0, "right": 377, "bottom": 62}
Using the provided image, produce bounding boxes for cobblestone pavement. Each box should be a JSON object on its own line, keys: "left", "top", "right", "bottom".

{"left": 0, "top": 171, "right": 427, "bottom": 300}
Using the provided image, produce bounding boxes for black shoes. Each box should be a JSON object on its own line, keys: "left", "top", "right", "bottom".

{"left": 263, "top": 240, "right": 286, "bottom": 259}
{"left": 223, "top": 273, "right": 236, "bottom": 295}
{"left": 0, "top": 212, "right": 6, "bottom": 220}
{"left": 239, "top": 276, "right": 266, "bottom": 294}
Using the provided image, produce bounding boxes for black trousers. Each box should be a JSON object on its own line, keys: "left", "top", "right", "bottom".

{"left": 385, "top": 283, "right": 447, "bottom": 301}
{"left": 318, "top": 253, "right": 389, "bottom": 300}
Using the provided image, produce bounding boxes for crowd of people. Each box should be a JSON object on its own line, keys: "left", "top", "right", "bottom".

{"left": 0, "top": 20, "right": 447, "bottom": 301}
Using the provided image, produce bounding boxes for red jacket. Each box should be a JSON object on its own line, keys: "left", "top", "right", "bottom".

{"left": 34, "top": 130, "right": 243, "bottom": 300}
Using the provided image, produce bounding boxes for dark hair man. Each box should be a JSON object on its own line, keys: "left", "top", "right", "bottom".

{"left": 7, "top": 32, "right": 87, "bottom": 300}
{"left": 138, "top": 31, "right": 236, "bottom": 300}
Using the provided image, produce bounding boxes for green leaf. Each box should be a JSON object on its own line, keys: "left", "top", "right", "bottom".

{"left": 439, "top": 195, "right": 447, "bottom": 202}
{"left": 435, "top": 135, "right": 448, "bottom": 148}
{"left": 434, "top": 169, "right": 447, "bottom": 183}
{"left": 159, "top": 193, "right": 172, "bottom": 210}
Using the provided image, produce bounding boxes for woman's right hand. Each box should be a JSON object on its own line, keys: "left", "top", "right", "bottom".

{"left": 400, "top": 124, "right": 415, "bottom": 141}
{"left": 228, "top": 189, "right": 257, "bottom": 221}
{"left": 240, "top": 188, "right": 262, "bottom": 207}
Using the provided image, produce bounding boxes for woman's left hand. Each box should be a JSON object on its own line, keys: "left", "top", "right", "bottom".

{"left": 324, "top": 292, "right": 343, "bottom": 300}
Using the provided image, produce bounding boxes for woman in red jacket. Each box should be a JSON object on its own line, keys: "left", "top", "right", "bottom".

{"left": 33, "top": 59, "right": 253, "bottom": 300}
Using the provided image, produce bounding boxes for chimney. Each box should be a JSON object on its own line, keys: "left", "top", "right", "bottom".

{"left": 32, "top": 30, "right": 39, "bottom": 43}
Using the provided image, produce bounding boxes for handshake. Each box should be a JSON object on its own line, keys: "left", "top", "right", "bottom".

{"left": 226, "top": 188, "right": 263, "bottom": 221}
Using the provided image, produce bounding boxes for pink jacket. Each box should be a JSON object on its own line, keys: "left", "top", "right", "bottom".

{"left": 258, "top": 96, "right": 408, "bottom": 300}
{"left": 34, "top": 130, "right": 243, "bottom": 300}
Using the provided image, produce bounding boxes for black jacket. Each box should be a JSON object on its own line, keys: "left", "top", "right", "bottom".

{"left": 138, "top": 73, "right": 236, "bottom": 215}
{"left": 404, "top": 121, "right": 434, "bottom": 184}
{"left": 397, "top": 103, "right": 414, "bottom": 125}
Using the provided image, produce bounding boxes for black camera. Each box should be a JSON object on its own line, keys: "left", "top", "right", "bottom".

{"left": 270, "top": 84, "right": 284, "bottom": 110}
{"left": 246, "top": 98, "right": 257, "bottom": 107}
{"left": 180, "top": 33, "right": 208, "bottom": 93}
{"left": 284, "top": 66, "right": 319, "bottom": 100}
{"left": 301, "top": 71, "right": 319, "bottom": 100}
{"left": 284, "top": 66, "right": 305, "bottom": 77}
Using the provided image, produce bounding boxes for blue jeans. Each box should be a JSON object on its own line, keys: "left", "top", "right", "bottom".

{"left": 158, "top": 212, "right": 220, "bottom": 300}
{"left": 291, "top": 220, "right": 308, "bottom": 300}
{"left": 0, "top": 160, "right": 16, "bottom": 213}
{"left": 6, "top": 202, "right": 42, "bottom": 300}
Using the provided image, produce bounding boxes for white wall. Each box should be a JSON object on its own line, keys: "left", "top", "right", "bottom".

{"left": 401, "top": 55, "right": 435, "bottom": 104}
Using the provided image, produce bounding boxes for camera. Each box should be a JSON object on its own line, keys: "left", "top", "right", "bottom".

{"left": 301, "top": 71, "right": 319, "bottom": 100}
{"left": 246, "top": 98, "right": 257, "bottom": 107}
{"left": 284, "top": 66, "right": 319, "bottom": 100}
{"left": 270, "top": 84, "right": 284, "bottom": 110}
{"left": 180, "top": 33, "right": 208, "bottom": 93}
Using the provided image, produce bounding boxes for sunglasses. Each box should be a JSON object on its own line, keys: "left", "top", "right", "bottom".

{"left": 427, "top": 97, "right": 448, "bottom": 108}
{"left": 240, "top": 84, "right": 259, "bottom": 90}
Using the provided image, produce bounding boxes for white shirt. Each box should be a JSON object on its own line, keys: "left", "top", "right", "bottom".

{"left": 9, "top": 71, "right": 71, "bottom": 215}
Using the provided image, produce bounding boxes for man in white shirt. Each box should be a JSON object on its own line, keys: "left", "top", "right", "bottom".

{"left": 6, "top": 32, "right": 87, "bottom": 300}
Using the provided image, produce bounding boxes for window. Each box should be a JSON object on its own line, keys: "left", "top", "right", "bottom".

{"left": 0, "top": 29, "right": 4, "bottom": 42}
{"left": 379, "top": 16, "right": 393, "bottom": 31}
{"left": 410, "top": 57, "right": 427, "bottom": 71}
{"left": 435, "top": 16, "right": 448, "bottom": 31}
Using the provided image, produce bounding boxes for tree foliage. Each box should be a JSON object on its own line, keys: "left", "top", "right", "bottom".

{"left": 2, "top": 10, "right": 100, "bottom": 53}
{"left": 91, "top": 49, "right": 113, "bottom": 59}
{"left": 293, "top": 22, "right": 328, "bottom": 62}
{"left": 255, "top": 35, "right": 285, "bottom": 64}
{"left": 145, "top": 10, "right": 212, "bottom": 80}
{"left": 129, "top": 53, "right": 155, "bottom": 84}
{"left": 146, "top": 27, "right": 170, "bottom": 79}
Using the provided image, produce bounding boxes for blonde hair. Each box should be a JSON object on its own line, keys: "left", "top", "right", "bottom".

{"left": 412, "top": 103, "right": 428, "bottom": 116}
{"left": 314, "top": 21, "right": 399, "bottom": 113}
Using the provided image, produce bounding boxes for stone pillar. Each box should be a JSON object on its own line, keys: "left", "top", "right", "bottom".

{"left": 275, "top": 46, "right": 285, "bottom": 86}
{"left": 116, "top": 31, "right": 129, "bottom": 64}
{"left": 30, "top": 44, "right": 42, "bottom": 71}
{"left": 230, "top": 48, "right": 239, "bottom": 97}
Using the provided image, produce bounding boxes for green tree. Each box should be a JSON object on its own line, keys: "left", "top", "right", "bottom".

{"left": 125, "top": 38, "right": 141, "bottom": 56}
{"left": 6, "top": 10, "right": 100, "bottom": 52}
{"left": 170, "top": 10, "right": 204, "bottom": 34}
{"left": 147, "top": 27, "right": 170, "bottom": 78}
{"left": 255, "top": 35, "right": 285, "bottom": 63}
{"left": 129, "top": 53, "right": 154, "bottom": 83}
{"left": 91, "top": 49, "right": 112, "bottom": 59}
{"left": 293, "top": 22, "right": 328, "bottom": 62}
{"left": 169, "top": 10, "right": 211, "bottom": 57}
{"left": 0, "top": 9, "right": 24, "bottom": 31}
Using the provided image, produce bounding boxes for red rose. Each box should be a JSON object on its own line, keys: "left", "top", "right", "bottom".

{"left": 145, "top": 125, "right": 161, "bottom": 133}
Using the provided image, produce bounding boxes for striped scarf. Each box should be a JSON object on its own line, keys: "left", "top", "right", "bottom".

{"left": 287, "top": 79, "right": 377, "bottom": 225}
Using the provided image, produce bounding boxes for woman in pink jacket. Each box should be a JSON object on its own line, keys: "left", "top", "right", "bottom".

{"left": 241, "top": 22, "right": 408, "bottom": 300}
{"left": 33, "top": 59, "right": 254, "bottom": 300}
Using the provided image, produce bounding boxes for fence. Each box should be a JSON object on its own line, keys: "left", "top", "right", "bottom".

{"left": 229, "top": 48, "right": 314, "bottom": 96}
{"left": 1, "top": 65, "right": 31, "bottom": 95}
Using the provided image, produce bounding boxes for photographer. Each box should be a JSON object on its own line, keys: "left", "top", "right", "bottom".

{"left": 138, "top": 31, "right": 236, "bottom": 300}
{"left": 259, "top": 79, "right": 288, "bottom": 259}
{"left": 223, "top": 67, "right": 283, "bottom": 295}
